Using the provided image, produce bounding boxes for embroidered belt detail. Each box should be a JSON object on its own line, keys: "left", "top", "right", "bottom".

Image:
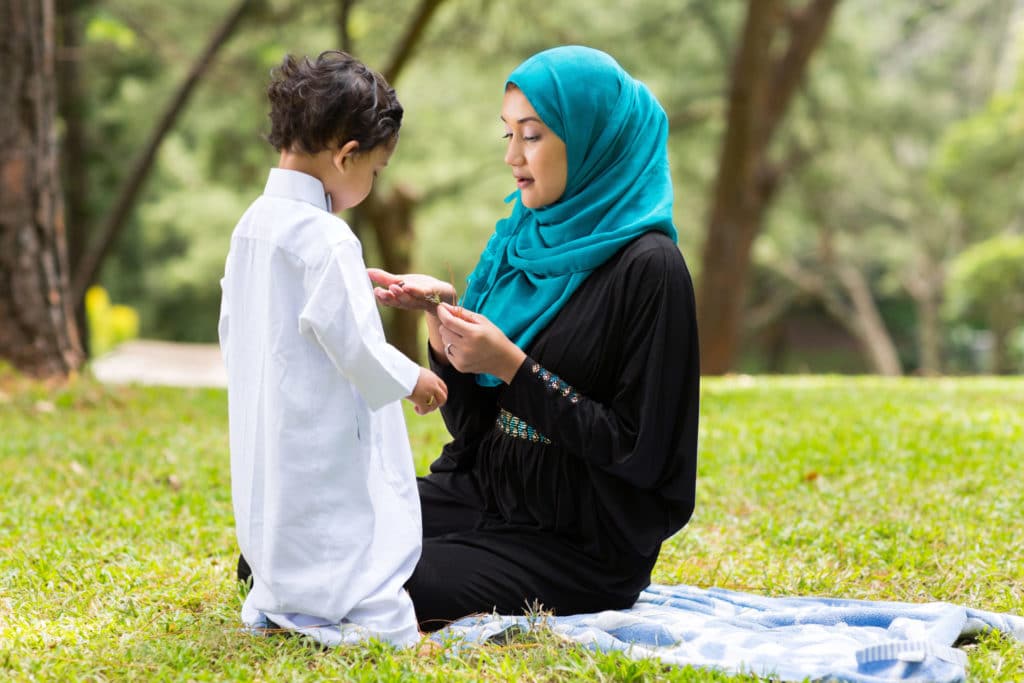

{"left": 496, "top": 408, "right": 552, "bottom": 444}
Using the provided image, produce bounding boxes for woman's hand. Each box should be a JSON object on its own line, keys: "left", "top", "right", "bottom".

{"left": 436, "top": 303, "right": 526, "bottom": 383}
{"left": 368, "top": 268, "right": 456, "bottom": 313}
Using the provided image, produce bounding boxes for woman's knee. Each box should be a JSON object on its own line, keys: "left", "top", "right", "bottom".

{"left": 407, "top": 539, "right": 527, "bottom": 631}
{"left": 418, "top": 472, "right": 483, "bottom": 538}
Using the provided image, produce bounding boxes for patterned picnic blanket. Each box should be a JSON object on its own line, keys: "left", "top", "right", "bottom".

{"left": 433, "top": 584, "right": 1024, "bottom": 682}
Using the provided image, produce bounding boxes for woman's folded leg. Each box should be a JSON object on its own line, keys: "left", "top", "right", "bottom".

{"left": 418, "top": 470, "right": 485, "bottom": 538}
{"left": 406, "top": 530, "right": 641, "bottom": 632}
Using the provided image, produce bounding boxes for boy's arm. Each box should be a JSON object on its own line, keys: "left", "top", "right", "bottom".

{"left": 299, "top": 240, "right": 419, "bottom": 410}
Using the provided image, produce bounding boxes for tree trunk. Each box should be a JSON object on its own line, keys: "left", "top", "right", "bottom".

{"left": 771, "top": 257, "right": 902, "bottom": 376}
{"left": 989, "top": 303, "right": 1019, "bottom": 373}
{"left": 0, "top": 0, "right": 84, "bottom": 378}
{"left": 357, "top": 186, "right": 421, "bottom": 361}
{"left": 340, "top": 0, "right": 448, "bottom": 360}
{"left": 904, "top": 260, "right": 944, "bottom": 376}
{"left": 991, "top": 329, "right": 1011, "bottom": 375}
{"left": 916, "top": 292, "right": 941, "bottom": 375}
{"left": 835, "top": 264, "right": 903, "bottom": 376}
{"left": 697, "top": 0, "right": 779, "bottom": 375}
{"left": 56, "top": 0, "right": 88, "bottom": 275}
{"left": 697, "top": 0, "right": 841, "bottom": 374}
{"left": 337, "top": 0, "right": 355, "bottom": 54}
{"left": 378, "top": 0, "right": 446, "bottom": 84}
{"left": 56, "top": 0, "right": 91, "bottom": 351}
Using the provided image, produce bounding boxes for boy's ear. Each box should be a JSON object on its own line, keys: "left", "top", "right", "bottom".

{"left": 333, "top": 140, "right": 360, "bottom": 172}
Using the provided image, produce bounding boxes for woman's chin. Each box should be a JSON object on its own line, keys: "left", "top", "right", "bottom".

{"left": 519, "top": 191, "right": 542, "bottom": 209}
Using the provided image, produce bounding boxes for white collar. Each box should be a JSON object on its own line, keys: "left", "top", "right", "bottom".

{"left": 263, "top": 168, "right": 331, "bottom": 212}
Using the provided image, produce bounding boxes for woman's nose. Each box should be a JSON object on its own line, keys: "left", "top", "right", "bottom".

{"left": 504, "top": 140, "right": 524, "bottom": 166}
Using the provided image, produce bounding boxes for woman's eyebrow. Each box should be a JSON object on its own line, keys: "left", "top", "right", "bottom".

{"left": 500, "top": 115, "right": 543, "bottom": 124}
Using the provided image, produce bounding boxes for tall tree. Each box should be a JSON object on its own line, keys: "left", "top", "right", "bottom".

{"left": 348, "top": 0, "right": 447, "bottom": 361}
{"left": 752, "top": 0, "right": 1021, "bottom": 375}
{"left": 1, "top": 0, "right": 84, "bottom": 378}
{"left": 697, "top": 0, "right": 840, "bottom": 374}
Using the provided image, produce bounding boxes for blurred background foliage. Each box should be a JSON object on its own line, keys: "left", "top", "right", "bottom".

{"left": 61, "top": 0, "right": 1024, "bottom": 373}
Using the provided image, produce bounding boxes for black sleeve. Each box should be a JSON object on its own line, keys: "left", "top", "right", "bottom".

{"left": 427, "top": 344, "right": 500, "bottom": 472}
{"left": 500, "top": 244, "right": 700, "bottom": 496}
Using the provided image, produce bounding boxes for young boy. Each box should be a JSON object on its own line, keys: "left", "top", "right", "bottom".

{"left": 218, "top": 51, "right": 446, "bottom": 648}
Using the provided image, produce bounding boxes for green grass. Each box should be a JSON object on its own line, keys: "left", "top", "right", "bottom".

{"left": 2, "top": 367, "right": 1022, "bottom": 681}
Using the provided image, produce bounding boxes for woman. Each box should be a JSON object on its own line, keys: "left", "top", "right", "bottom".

{"left": 370, "top": 45, "right": 700, "bottom": 631}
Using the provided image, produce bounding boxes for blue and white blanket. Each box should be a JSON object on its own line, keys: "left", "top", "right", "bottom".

{"left": 433, "top": 584, "right": 1024, "bottom": 682}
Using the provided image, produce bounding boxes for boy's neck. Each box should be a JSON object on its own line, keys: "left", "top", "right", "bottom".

{"left": 278, "top": 149, "right": 330, "bottom": 184}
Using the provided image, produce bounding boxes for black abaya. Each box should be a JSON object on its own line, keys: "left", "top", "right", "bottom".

{"left": 406, "top": 232, "right": 700, "bottom": 631}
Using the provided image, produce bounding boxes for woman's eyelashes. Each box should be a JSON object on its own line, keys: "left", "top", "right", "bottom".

{"left": 502, "top": 130, "right": 540, "bottom": 142}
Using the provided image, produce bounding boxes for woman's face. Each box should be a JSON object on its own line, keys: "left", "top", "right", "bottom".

{"left": 501, "top": 86, "right": 567, "bottom": 209}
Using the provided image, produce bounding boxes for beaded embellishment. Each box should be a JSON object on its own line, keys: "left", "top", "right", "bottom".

{"left": 496, "top": 409, "right": 552, "bottom": 444}
{"left": 531, "top": 363, "right": 580, "bottom": 404}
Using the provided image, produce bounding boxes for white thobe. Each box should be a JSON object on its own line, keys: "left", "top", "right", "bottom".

{"left": 218, "top": 168, "right": 422, "bottom": 647}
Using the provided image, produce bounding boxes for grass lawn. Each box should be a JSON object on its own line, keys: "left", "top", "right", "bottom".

{"left": 1, "top": 367, "right": 1022, "bottom": 681}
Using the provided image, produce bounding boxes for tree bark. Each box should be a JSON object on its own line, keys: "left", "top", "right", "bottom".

{"left": 697, "top": 0, "right": 840, "bottom": 374}
{"left": 357, "top": 185, "right": 421, "bottom": 361}
{"left": 991, "top": 330, "right": 1011, "bottom": 374}
{"left": 916, "top": 295, "right": 940, "bottom": 375}
{"left": 56, "top": 0, "right": 88, "bottom": 276}
{"left": 337, "top": 0, "right": 355, "bottom": 54}
{"left": 835, "top": 264, "right": 903, "bottom": 376}
{"left": 379, "top": 0, "right": 445, "bottom": 84}
{"left": 903, "top": 259, "right": 944, "bottom": 375}
{"left": 344, "top": 0, "right": 449, "bottom": 360}
{"left": 1, "top": 0, "right": 84, "bottom": 378}
{"left": 70, "top": 0, "right": 254, "bottom": 305}
{"left": 771, "top": 258, "right": 902, "bottom": 376}
{"left": 56, "top": 0, "right": 91, "bottom": 351}
{"left": 990, "top": 308, "right": 1018, "bottom": 374}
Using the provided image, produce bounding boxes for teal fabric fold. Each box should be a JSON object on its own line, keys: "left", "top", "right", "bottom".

{"left": 459, "top": 45, "right": 678, "bottom": 386}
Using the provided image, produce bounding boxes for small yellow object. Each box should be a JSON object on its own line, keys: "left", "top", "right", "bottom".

{"left": 85, "top": 285, "right": 140, "bottom": 356}
{"left": 426, "top": 394, "right": 436, "bottom": 406}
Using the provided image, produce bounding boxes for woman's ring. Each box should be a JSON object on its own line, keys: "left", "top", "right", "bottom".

{"left": 426, "top": 394, "right": 436, "bottom": 406}
{"left": 445, "top": 343, "right": 454, "bottom": 356}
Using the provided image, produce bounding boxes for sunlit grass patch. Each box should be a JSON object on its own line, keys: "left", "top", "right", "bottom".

{"left": 1, "top": 372, "right": 1021, "bottom": 680}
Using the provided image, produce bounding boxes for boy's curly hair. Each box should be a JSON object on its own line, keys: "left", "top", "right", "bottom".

{"left": 266, "top": 51, "right": 402, "bottom": 155}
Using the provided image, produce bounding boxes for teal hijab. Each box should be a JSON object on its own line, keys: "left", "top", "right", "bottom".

{"left": 460, "top": 46, "right": 677, "bottom": 386}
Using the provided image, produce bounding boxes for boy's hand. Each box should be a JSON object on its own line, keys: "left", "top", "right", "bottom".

{"left": 408, "top": 367, "right": 447, "bottom": 415}
{"left": 368, "top": 268, "right": 456, "bottom": 312}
